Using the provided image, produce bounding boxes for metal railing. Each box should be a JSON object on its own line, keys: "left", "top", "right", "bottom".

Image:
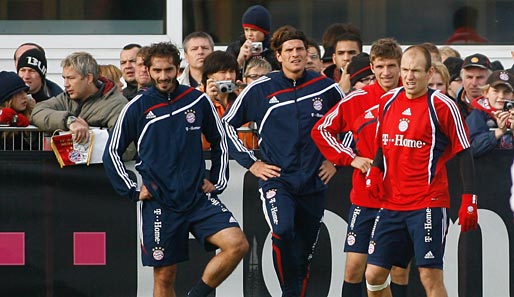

{"left": 0, "top": 126, "right": 259, "bottom": 151}
{"left": 0, "top": 126, "right": 48, "bottom": 151}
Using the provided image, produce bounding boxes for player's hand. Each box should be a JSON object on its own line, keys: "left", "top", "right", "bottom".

{"left": 351, "top": 156, "right": 374, "bottom": 173}
{"left": 249, "top": 160, "right": 281, "bottom": 181}
{"left": 365, "top": 166, "right": 384, "bottom": 199}
{"left": 458, "top": 194, "right": 478, "bottom": 232}
{"left": 202, "top": 179, "right": 216, "bottom": 193}
{"left": 69, "top": 117, "right": 90, "bottom": 143}
{"left": 318, "top": 160, "right": 337, "bottom": 184}
{"left": 338, "top": 67, "right": 351, "bottom": 93}
{"left": 139, "top": 184, "right": 152, "bottom": 201}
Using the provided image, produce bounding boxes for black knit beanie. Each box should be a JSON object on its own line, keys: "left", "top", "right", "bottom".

{"left": 17, "top": 48, "right": 47, "bottom": 80}
{"left": 242, "top": 5, "right": 271, "bottom": 34}
{"left": 443, "top": 57, "right": 464, "bottom": 83}
{"left": 347, "top": 53, "right": 372, "bottom": 86}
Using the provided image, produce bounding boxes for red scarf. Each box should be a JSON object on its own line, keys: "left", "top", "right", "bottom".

{"left": 471, "top": 96, "right": 498, "bottom": 118}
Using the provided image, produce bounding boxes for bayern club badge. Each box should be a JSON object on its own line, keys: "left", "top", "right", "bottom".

{"left": 398, "top": 118, "right": 409, "bottom": 132}
{"left": 185, "top": 110, "right": 196, "bottom": 124}
{"left": 152, "top": 247, "right": 164, "bottom": 261}
{"left": 368, "top": 241, "right": 376, "bottom": 254}
{"left": 266, "top": 189, "right": 277, "bottom": 199}
{"left": 312, "top": 98, "right": 323, "bottom": 111}
{"left": 347, "top": 232, "right": 356, "bottom": 246}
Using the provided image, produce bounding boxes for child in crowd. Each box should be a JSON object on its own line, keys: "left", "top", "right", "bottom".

{"left": 0, "top": 71, "right": 32, "bottom": 127}
{"left": 226, "top": 5, "right": 279, "bottom": 78}
{"left": 0, "top": 71, "right": 34, "bottom": 149}
{"left": 466, "top": 70, "right": 514, "bottom": 157}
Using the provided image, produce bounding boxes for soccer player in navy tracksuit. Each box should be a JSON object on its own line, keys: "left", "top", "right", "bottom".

{"left": 223, "top": 26, "right": 344, "bottom": 296}
{"left": 103, "top": 42, "right": 248, "bottom": 297}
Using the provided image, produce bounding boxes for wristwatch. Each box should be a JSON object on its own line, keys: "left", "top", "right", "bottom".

{"left": 66, "top": 116, "right": 77, "bottom": 129}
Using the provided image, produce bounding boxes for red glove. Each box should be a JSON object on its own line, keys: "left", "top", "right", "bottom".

{"left": 15, "top": 114, "right": 29, "bottom": 127}
{"left": 366, "top": 166, "right": 384, "bottom": 199}
{"left": 458, "top": 194, "right": 478, "bottom": 232}
{"left": 0, "top": 108, "right": 17, "bottom": 125}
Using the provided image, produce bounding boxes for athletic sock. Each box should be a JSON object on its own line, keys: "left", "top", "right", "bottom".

{"left": 187, "top": 279, "right": 213, "bottom": 297}
{"left": 342, "top": 281, "right": 363, "bottom": 297}
{"left": 390, "top": 282, "right": 408, "bottom": 297}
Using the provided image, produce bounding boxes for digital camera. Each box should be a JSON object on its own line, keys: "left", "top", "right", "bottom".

{"left": 215, "top": 80, "right": 237, "bottom": 93}
{"left": 250, "top": 42, "right": 263, "bottom": 55}
{"left": 503, "top": 101, "right": 514, "bottom": 112}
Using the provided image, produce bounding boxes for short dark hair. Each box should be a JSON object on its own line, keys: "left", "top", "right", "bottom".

{"left": 144, "top": 42, "right": 181, "bottom": 69}
{"left": 333, "top": 32, "right": 363, "bottom": 53}
{"left": 201, "top": 51, "right": 239, "bottom": 87}
{"left": 270, "top": 25, "right": 307, "bottom": 54}
{"left": 306, "top": 38, "right": 321, "bottom": 57}
{"left": 404, "top": 45, "right": 432, "bottom": 72}
{"left": 122, "top": 43, "right": 142, "bottom": 51}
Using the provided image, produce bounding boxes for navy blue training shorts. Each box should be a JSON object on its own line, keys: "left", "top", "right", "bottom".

{"left": 344, "top": 204, "right": 380, "bottom": 253}
{"left": 139, "top": 194, "right": 240, "bottom": 267}
{"left": 367, "top": 207, "right": 449, "bottom": 270}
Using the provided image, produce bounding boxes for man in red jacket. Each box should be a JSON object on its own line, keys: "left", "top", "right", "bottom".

{"left": 312, "top": 38, "right": 410, "bottom": 297}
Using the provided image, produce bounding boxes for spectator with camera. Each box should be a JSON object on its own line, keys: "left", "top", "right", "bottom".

{"left": 226, "top": 5, "right": 279, "bottom": 79}
{"left": 466, "top": 70, "right": 514, "bottom": 157}
{"left": 201, "top": 51, "right": 257, "bottom": 150}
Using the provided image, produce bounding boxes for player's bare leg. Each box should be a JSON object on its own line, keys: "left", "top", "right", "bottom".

{"left": 419, "top": 267, "right": 447, "bottom": 297}
{"left": 153, "top": 265, "right": 177, "bottom": 297}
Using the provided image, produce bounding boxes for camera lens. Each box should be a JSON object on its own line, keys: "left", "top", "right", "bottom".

{"left": 220, "top": 86, "right": 227, "bottom": 93}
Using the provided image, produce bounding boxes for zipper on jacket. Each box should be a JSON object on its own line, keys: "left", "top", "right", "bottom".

{"left": 293, "top": 79, "right": 303, "bottom": 190}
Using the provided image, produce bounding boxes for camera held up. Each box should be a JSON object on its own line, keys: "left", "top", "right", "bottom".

{"left": 215, "top": 80, "right": 237, "bottom": 94}
{"left": 503, "top": 101, "right": 514, "bottom": 112}
{"left": 250, "top": 42, "right": 263, "bottom": 55}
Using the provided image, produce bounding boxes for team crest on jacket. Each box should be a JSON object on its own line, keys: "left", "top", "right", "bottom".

{"left": 312, "top": 97, "right": 323, "bottom": 111}
{"left": 185, "top": 109, "right": 196, "bottom": 123}
{"left": 398, "top": 118, "right": 410, "bottom": 132}
{"left": 266, "top": 189, "right": 277, "bottom": 199}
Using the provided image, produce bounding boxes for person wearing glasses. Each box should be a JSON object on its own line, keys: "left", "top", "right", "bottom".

{"left": 306, "top": 38, "right": 323, "bottom": 74}
{"left": 242, "top": 57, "right": 272, "bottom": 85}
{"left": 346, "top": 52, "right": 375, "bottom": 92}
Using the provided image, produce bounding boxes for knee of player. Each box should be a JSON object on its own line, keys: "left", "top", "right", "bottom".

{"left": 344, "top": 262, "right": 366, "bottom": 282}
{"left": 365, "top": 264, "right": 390, "bottom": 286}
{"left": 224, "top": 232, "right": 249, "bottom": 259}
{"left": 390, "top": 265, "right": 410, "bottom": 285}
{"left": 154, "top": 265, "right": 177, "bottom": 287}
{"left": 418, "top": 267, "right": 444, "bottom": 289}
